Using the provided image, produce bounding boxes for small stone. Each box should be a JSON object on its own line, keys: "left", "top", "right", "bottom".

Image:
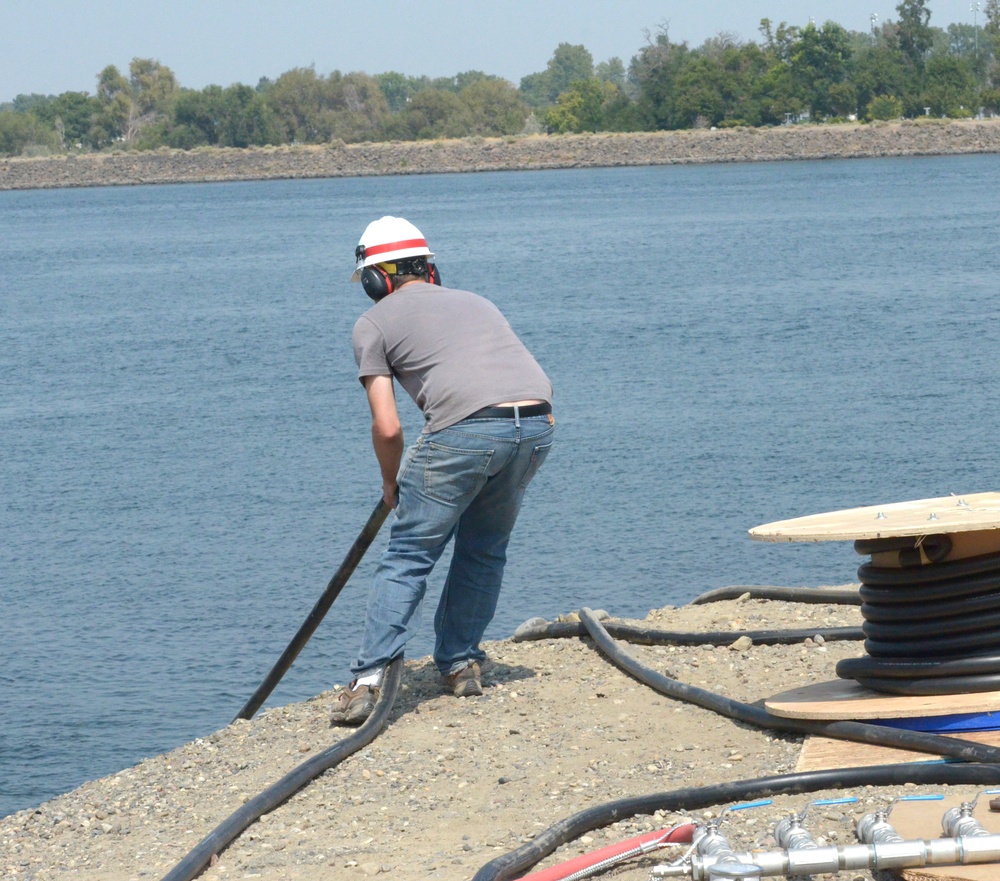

{"left": 730, "top": 636, "right": 753, "bottom": 651}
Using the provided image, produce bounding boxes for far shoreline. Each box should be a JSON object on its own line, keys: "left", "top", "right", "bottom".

{"left": 3, "top": 118, "right": 1000, "bottom": 191}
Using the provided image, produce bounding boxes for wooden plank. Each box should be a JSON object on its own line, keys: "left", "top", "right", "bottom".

{"left": 748, "top": 491, "right": 1000, "bottom": 542}
{"left": 796, "top": 730, "right": 1000, "bottom": 772}
{"left": 766, "top": 679, "right": 1000, "bottom": 720}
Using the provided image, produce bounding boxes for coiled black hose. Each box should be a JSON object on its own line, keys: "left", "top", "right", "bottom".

{"left": 160, "top": 656, "right": 403, "bottom": 881}
{"left": 837, "top": 545, "right": 1000, "bottom": 695}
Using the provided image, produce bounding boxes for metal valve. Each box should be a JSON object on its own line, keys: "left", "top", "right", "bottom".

{"left": 692, "top": 800, "right": 772, "bottom": 880}
{"left": 774, "top": 797, "right": 859, "bottom": 851}
{"left": 857, "top": 794, "right": 943, "bottom": 845}
{"left": 943, "top": 789, "right": 1000, "bottom": 839}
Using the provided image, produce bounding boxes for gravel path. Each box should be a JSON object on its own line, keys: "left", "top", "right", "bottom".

{"left": 2, "top": 590, "right": 985, "bottom": 881}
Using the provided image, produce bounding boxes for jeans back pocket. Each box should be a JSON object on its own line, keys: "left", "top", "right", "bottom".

{"left": 423, "top": 442, "right": 495, "bottom": 503}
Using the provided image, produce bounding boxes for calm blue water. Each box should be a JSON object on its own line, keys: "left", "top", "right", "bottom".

{"left": 2, "top": 156, "right": 1000, "bottom": 818}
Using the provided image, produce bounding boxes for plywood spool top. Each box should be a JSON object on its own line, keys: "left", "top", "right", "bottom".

{"left": 766, "top": 678, "right": 1000, "bottom": 720}
{"left": 749, "top": 491, "right": 1000, "bottom": 543}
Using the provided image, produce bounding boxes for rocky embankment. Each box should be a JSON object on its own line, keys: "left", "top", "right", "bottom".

{"left": 3, "top": 119, "right": 1000, "bottom": 191}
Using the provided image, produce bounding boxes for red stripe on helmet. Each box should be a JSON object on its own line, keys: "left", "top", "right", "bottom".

{"left": 363, "top": 238, "right": 429, "bottom": 258}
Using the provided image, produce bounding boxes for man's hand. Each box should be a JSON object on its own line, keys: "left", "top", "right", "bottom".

{"left": 363, "top": 375, "right": 403, "bottom": 509}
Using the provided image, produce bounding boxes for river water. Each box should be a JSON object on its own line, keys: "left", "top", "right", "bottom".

{"left": 2, "top": 155, "right": 1000, "bottom": 818}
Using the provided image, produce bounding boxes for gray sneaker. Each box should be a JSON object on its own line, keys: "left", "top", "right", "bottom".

{"left": 330, "top": 682, "right": 378, "bottom": 725}
{"left": 445, "top": 661, "right": 483, "bottom": 697}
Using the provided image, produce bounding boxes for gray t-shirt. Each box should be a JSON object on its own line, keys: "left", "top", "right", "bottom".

{"left": 352, "top": 282, "right": 552, "bottom": 432}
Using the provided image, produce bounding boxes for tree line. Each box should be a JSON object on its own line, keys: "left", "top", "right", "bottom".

{"left": 2, "top": 0, "right": 999, "bottom": 159}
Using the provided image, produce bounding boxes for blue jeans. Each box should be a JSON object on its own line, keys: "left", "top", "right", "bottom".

{"left": 351, "top": 412, "right": 554, "bottom": 677}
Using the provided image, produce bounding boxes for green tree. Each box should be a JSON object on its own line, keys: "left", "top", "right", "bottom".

{"left": 453, "top": 70, "right": 497, "bottom": 92}
{"left": 981, "top": 85, "right": 1000, "bottom": 110}
{"left": 850, "top": 44, "right": 910, "bottom": 113}
{"left": 896, "top": 0, "right": 933, "bottom": 68}
{"left": 90, "top": 64, "right": 131, "bottom": 146}
{"left": 7, "top": 92, "right": 98, "bottom": 149}
{"left": 787, "top": 21, "right": 855, "bottom": 118}
{"left": 266, "top": 66, "right": 327, "bottom": 141}
{"left": 168, "top": 86, "right": 224, "bottom": 147}
{"left": 595, "top": 57, "right": 627, "bottom": 90}
{"left": 629, "top": 27, "right": 694, "bottom": 129}
{"left": 390, "top": 89, "right": 470, "bottom": 139}
{"left": 89, "top": 59, "right": 177, "bottom": 147}
{"left": 266, "top": 67, "right": 388, "bottom": 143}
{"left": 544, "top": 78, "right": 616, "bottom": 132}
{"left": 984, "top": 0, "right": 1000, "bottom": 85}
{"left": 519, "top": 43, "right": 594, "bottom": 107}
{"left": 42, "top": 92, "right": 99, "bottom": 147}
{"left": 459, "top": 79, "right": 528, "bottom": 135}
{"left": 865, "top": 93, "right": 905, "bottom": 119}
{"left": 946, "top": 22, "right": 979, "bottom": 57}
{"left": 672, "top": 54, "right": 730, "bottom": 126}
{"left": 518, "top": 71, "right": 551, "bottom": 108}
{"left": 920, "top": 53, "right": 977, "bottom": 114}
{"left": 0, "top": 109, "right": 59, "bottom": 156}
{"left": 216, "top": 84, "right": 281, "bottom": 146}
{"left": 375, "top": 71, "right": 419, "bottom": 112}
{"left": 327, "top": 72, "right": 391, "bottom": 141}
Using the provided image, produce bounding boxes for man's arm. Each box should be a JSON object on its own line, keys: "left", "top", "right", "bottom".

{"left": 362, "top": 374, "right": 403, "bottom": 508}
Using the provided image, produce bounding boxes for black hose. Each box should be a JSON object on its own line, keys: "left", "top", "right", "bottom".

{"left": 161, "top": 656, "right": 403, "bottom": 881}
{"left": 513, "top": 619, "right": 863, "bottom": 646}
{"left": 838, "top": 652, "right": 1000, "bottom": 680}
{"left": 860, "top": 588, "right": 1000, "bottom": 622}
{"left": 690, "top": 585, "right": 862, "bottom": 605}
{"left": 858, "top": 551, "right": 1000, "bottom": 586}
{"left": 863, "top": 606, "right": 1000, "bottom": 639}
{"left": 471, "top": 763, "right": 1000, "bottom": 881}
{"left": 854, "top": 534, "right": 953, "bottom": 564}
{"left": 859, "top": 569, "right": 1000, "bottom": 604}
{"left": 851, "top": 673, "right": 1000, "bottom": 696}
{"left": 234, "top": 498, "right": 389, "bottom": 721}
{"left": 839, "top": 550, "right": 1000, "bottom": 696}
{"left": 577, "top": 608, "right": 1000, "bottom": 764}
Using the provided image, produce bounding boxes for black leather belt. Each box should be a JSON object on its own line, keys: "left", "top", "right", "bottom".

{"left": 464, "top": 402, "right": 552, "bottom": 420}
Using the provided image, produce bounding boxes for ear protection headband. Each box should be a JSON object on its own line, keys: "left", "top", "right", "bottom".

{"left": 360, "top": 257, "right": 443, "bottom": 303}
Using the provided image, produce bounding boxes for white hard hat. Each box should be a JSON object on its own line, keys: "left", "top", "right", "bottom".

{"left": 351, "top": 216, "right": 434, "bottom": 282}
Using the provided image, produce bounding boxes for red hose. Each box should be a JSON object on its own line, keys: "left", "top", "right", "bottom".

{"left": 517, "top": 822, "right": 695, "bottom": 881}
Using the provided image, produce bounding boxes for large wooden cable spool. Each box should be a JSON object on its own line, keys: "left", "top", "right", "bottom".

{"left": 750, "top": 492, "right": 1000, "bottom": 719}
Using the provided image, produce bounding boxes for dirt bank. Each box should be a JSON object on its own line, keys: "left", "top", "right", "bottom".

{"left": 3, "top": 119, "right": 1000, "bottom": 191}
{"left": 5, "top": 588, "right": 996, "bottom": 881}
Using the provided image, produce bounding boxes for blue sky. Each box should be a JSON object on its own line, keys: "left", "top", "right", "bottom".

{"left": 1, "top": 1, "right": 983, "bottom": 103}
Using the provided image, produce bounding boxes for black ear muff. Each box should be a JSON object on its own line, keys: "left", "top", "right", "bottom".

{"left": 428, "top": 262, "right": 442, "bottom": 286}
{"left": 361, "top": 265, "right": 393, "bottom": 302}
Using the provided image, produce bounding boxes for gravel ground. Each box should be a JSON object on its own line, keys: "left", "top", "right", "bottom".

{"left": 2, "top": 589, "right": 989, "bottom": 881}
